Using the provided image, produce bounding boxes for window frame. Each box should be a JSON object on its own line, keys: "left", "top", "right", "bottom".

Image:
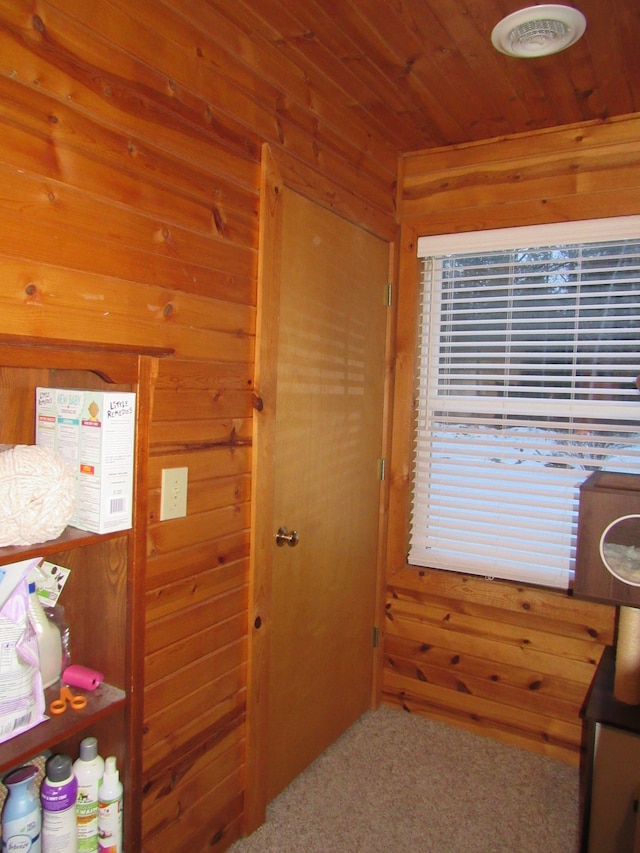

{"left": 407, "top": 216, "right": 640, "bottom": 590}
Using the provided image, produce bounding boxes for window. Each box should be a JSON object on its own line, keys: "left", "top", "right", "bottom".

{"left": 410, "top": 217, "right": 640, "bottom": 589}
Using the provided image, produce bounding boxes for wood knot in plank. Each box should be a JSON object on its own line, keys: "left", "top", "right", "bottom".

{"left": 212, "top": 205, "right": 226, "bottom": 236}
{"left": 401, "top": 55, "right": 417, "bottom": 78}
{"left": 158, "top": 773, "right": 178, "bottom": 797}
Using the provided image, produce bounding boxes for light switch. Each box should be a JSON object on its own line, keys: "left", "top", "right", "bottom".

{"left": 160, "top": 467, "right": 188, "bottom": 520}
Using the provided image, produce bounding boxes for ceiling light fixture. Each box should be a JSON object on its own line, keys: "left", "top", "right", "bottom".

{"left": 491, "top": 4, "right": 587, "bottom": 58}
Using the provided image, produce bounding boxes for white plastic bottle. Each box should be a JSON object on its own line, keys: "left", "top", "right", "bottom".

{"left": 27, "top": 581, "right": 62, "bottom": 688}
{"left": 41, "top": 754, "right": 78, "bottom": 853}
{"left": 73, "top": 737, "right": 105, "bottom": 853}
{"left": 97, "top": 756, "right": 123, "bottom": 853}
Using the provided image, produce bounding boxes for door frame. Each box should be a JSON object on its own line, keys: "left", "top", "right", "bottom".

{"left": 244, "top": 144, "right": 398, "bottom": 833}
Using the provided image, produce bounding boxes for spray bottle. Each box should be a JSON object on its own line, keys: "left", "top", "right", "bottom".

{"left": 97, "top": 756, "right": 123, "bottom": 853}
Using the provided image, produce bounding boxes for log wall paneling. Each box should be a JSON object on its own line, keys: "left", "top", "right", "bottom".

{"left": 1, "top": 0, "right": 637, "bottom": 847}
{"left": 398, "top": 114, "right": 640, "bottom": 232}
{"left": 384, "top": 570, "right": 615, "bottom": 763}
{"left": 384, "top": 114, "right": 640, "bottom": 764}
{"left": 0, "top": 1, "right": 395, "bottom": 850}
{"left": 142, "top": 358, "right": 252, "bottom": 847}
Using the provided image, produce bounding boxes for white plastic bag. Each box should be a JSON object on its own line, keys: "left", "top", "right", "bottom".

{"left": 0, "top": 557, "right": 46, "bottom": 743}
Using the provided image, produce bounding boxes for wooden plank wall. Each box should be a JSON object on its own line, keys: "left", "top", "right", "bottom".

{"left": 384, "top": 114, "right": 640, "bottom": 764}
{"left": 0, "top": 2, "right": 397, "bottom": 850}
{"left": 1, "top": 0, "right": 638, "bottom": 844}
{"left": 384, "top": 570, "right": 615, "bottom": 763}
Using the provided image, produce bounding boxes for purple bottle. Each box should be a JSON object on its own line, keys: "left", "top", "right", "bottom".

{"left": 41, "top": 754, "right": 78, "bottom": 853}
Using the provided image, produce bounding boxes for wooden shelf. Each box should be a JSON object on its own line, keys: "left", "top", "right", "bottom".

{"left": 0, "top": 682, "right": 126, "bottom": 775}
{"left": 583, "top": 645, "right": 640, "bottom": 734}
{"left": 580, "top": 646, "right": 640, "bottom": 851}
{"left": 0, "top": 526, "right": 127, "bottom": 567}
{"left": 0, "top": 338, "right": 164, "bottom": 850}
{"left": 0, "top": 335, "right": 173, "bottom": 384}
{"left": 0, "top": 333, "right": 173, "bottom": 358}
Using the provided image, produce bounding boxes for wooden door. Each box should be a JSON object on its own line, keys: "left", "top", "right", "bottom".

{"left": 247, "top": 150, "right": 389, "bottom": 821}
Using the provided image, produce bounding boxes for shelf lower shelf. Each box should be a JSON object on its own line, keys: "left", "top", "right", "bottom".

{"left": 583, "top": 645, "right": 640, "bottom": 733}
{"left": 0, "top": 526, "right": 128, "bottom": 567}
{"left": 0, "top": 682, "right": 126, "bottom": 775}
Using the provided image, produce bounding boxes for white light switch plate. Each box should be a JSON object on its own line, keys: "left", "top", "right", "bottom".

{"left": 160, "top": 467, "right": 188, "bottom": 520}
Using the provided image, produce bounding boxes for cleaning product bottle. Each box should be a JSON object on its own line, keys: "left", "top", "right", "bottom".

{"left": 97, "top": 756, "right": 123, "bottom": 853}
{"left": 73, "top": 737, "right": 105, "bottom": 853}
{"left": 41, "top": 754, "right": 78, "bottom": 853}
{"left": 28, "top": 581, "right": 62, "bottom": 688}
{"left": 1, "top": 764, "right": 42, "bottom": 852}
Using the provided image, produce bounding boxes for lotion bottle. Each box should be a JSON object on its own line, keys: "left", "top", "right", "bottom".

{"left": 97, "top": 756, "right": 123, "bottom": 853}
{"left": 41, "top": 754, "right": 78, "bottom": 853}
{"left": 73, "top": 737, "right": 104, "bottom": 853}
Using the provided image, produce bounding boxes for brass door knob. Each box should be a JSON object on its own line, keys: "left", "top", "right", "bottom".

{"left": 275, "top": 526, "right": 299, "bottom": 547}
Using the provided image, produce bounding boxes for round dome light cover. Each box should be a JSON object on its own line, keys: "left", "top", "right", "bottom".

{"left": 491, "top": 4, "right": 587, "bottom": 57}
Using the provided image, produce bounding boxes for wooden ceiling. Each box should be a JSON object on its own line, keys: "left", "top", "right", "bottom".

{"left": 220, "top": 0, "right": 640, "bottom": 154}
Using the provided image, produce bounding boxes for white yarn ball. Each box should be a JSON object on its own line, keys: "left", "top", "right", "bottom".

{"left": 0, "top": 445, "right": 77, "bottom": 546}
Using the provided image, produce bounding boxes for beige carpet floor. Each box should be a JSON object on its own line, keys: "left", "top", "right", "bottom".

{"left": 230, "top": 704, "right": 580, "bottom": 853}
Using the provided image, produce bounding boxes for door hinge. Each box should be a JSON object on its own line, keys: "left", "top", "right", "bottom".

{"left": 378, "top": 457, "right": 386, "bottom": 481}
{"left": 385, "top": 282, "right": 392, "bottom": 307}
{"left": 372, "top": 626, "right": 380, "bottom": 648}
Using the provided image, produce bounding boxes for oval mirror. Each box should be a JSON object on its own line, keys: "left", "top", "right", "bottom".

{"left": 600, "top": 514, "right": 640, "bottom": 586}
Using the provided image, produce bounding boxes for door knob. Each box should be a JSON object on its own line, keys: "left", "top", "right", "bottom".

{"left": 276, "top": 526, "right": 299, "bottom": 547}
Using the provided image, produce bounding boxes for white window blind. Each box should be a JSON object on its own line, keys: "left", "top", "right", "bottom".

{"left": 410, "top": 218, "right": 640, "bottom": 589}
